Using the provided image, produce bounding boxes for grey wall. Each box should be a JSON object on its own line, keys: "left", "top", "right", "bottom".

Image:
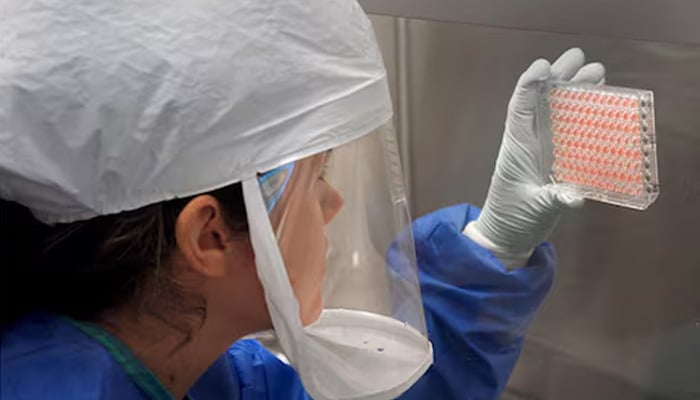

{"left": 362, "top": 0, "right": 700, "bottom": 46}
{"left": 368, "top": 12, "right": 700, "bottom": 400}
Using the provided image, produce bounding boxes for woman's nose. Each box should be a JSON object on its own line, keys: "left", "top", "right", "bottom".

{"left": 320, "top": 181, "right": 344, "bottom": 224}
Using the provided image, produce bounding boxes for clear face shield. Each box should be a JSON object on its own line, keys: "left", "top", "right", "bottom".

{"left": 242, "top": 123, "right": 433, "bottom": 400}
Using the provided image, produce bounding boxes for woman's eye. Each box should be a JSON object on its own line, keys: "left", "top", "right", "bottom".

{"left": 318, "top": 150, "right": 332, "bottom": 181}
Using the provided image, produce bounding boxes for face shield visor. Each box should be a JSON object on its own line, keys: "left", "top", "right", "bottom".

{"left": 241, "top": 122, "right": 433, "bottom": 400}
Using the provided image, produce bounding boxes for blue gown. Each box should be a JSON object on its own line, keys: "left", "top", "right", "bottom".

{"left": 1, "top": 204, "right": 555, "bottom": 400}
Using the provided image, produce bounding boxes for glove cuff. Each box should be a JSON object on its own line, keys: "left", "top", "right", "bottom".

{"left": 463, "top": 221, "right": 533, "bottom": 269}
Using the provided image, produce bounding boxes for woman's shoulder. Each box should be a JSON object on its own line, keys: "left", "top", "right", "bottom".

{"left": 1, "top": 313, "right": 143, "bottom": 400}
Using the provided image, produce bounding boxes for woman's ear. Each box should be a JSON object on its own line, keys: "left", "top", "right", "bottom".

{"left": 175, "top": 195, "right": 236, "bottom": 278}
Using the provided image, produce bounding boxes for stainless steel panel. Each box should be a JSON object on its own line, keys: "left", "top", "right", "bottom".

{"left": 361, "top": 0, "right": 700, "bottom": 46}
{"left": 368, "top": 15, "right": 399, "bottom": 114}
{"left": 369, "top": 15, "right": 700, "bottom": 400}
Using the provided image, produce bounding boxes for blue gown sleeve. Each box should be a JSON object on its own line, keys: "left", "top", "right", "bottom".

{"left": 204, "top": 203, "right": 555, "bottom": 400}
{"left": 190, "top": 339, "right": 311, "bottom": 400}
{"left": 397, "top": 204, "right": 555, "bottom": 400}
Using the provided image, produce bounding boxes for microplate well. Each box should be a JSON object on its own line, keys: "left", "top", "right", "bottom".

{"left": 537, "top": 83, "right": 659, "bottom": 210}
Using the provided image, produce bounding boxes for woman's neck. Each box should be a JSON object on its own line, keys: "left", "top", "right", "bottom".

{"left": 98, "top": 309, "right": 250, "bottom": 400}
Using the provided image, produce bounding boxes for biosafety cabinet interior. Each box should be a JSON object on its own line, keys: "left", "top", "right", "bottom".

{"left": 361, "top": 0, "right": 700, "bottom": 399}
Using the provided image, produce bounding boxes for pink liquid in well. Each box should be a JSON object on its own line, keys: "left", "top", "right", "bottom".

{"left": 549, "top": 88, "right": 646, "bottom": 197}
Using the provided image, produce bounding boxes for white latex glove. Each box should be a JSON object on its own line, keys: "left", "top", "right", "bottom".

{"left": 464, "top": 48, "right": 606, "bottom": 268}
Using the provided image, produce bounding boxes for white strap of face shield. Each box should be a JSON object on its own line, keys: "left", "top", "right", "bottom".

{"left": 242, "top": 176, "right": 304, "bottom": 363}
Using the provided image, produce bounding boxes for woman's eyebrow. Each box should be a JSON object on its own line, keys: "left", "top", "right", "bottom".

{"left": 321, "top": 149, "right": 333, "bottom": 163}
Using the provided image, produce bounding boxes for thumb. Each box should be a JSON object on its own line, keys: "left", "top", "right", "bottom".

{"left": 545, "top": 184, "right": 585, "bottom": 210}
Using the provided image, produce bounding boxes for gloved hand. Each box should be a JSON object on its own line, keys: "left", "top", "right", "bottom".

{"left": 464, "top": 48, "right": 606, "bottom": 268}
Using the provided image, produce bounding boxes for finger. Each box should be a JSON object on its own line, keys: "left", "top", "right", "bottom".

{"left": 517, "top": 58, "right": 552, "bottom": 87}
{"left": 551, "top": 48, "right": 585, "bottom": 81}
{"left": 510, "top": 58, "right": 552, "bottom": 113}
{"left": 570, "top": 62, "right": 606, "bottom": 85}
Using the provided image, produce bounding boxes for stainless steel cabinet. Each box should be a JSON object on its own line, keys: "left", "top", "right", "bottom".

{"left": 367, "top": 7, "right": 700, "bottom": 399}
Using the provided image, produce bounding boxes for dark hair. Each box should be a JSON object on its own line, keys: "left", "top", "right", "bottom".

{"left": 0, "top": 184, "right": 248, "bottom": 334}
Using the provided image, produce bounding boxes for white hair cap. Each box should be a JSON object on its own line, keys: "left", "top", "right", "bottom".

{"left": 0, "top": 0, "right": 391, "bottom": 224}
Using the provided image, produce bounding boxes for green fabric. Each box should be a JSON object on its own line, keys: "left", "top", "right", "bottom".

{"left": 63, "top": 317, "right": 175, "bottom": 400}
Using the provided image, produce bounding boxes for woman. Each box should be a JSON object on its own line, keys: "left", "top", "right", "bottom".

{"left": 0, "top": 1, "right": 605, "bottom": 399}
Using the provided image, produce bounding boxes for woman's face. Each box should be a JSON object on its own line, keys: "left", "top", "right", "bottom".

{"left": 269, "top": 152, "right": 343, "bottom": 325}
